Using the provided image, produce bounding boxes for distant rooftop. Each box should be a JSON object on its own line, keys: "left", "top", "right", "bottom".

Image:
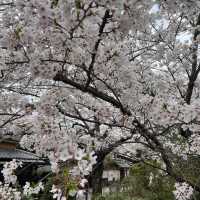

{"left": 115, "top": 159, "right": 132, "bottom": 168}
{"left": 0, "top": 149, "right": 45, "bottom": 163}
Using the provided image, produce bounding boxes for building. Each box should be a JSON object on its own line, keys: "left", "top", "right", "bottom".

{"left": 101, "top": 154, "right": 132, "bottom": 194}
{"left": 0, "top": 138, "right": 45, "bottom": 184}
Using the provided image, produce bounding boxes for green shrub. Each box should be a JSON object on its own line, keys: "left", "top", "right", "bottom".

{"left": 94, "top": 161, "right": 175, "bottom": 200}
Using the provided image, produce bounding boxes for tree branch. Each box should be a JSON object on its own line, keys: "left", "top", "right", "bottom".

{"left": 185, "top": 13, "right": 200, "bottom": 104}
{"left": 85, "top": 9, "right": 110, "bottom": 87}
{"left": 54, "top": 72, "right": 131, "bottom": 115}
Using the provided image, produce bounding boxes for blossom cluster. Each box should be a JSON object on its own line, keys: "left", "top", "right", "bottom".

{"left": 173, "top": 182, "right": 194, "bottom": 200}
{"left": 0, "top": 160, "right": 44, "bottom": 200}
{"left": 0, "top": 182, "right": 21, "bottom": 200}
{"left": 23, "top": 182, "right": 44, "bottom": 196}
{"left": 1, "top": 0, "right": 200, "bottom": 199}
{"left": 50, "top": 185, "right": 66, "bottom": 200}
{"left": 1, "top": 159, "right": 22, "bottom": 185}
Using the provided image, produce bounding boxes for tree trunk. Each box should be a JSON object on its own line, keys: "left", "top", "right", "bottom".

{"left": 91, "top": 161, "right": 104, "bottom": 194}
{"left": 88, "top": 152, "right": 105, "bottom": 196}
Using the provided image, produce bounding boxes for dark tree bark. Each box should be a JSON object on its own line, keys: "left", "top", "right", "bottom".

{"left": 88, "top": 152, "right": 106, "bottom": 195}
{"left": 90, "top": 161, "right": 104, "bottom": 194}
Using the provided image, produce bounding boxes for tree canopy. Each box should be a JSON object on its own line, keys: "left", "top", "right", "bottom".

{"left": 1, "top": 0, "right": 200, "bottom": 199}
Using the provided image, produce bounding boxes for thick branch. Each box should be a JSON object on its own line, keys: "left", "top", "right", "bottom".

{"left": 57, "top": 105, "right": 131, "bottom": 129}
{"left": 54, "top": 72, "right": 131, "bottom": 115}
{"left": 185, "top": 14, "right": 200, "bottom": 104}
{"left": 133, "top": 119, "right": 200, "bottom": 191}
{"left": 85, "top": 9, "right": 110, "bottom": 87}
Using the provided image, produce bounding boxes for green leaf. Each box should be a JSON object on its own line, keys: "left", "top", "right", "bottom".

{"left": 75, "top": 0, "right": 82, "bottom": 9}
{"left": 63, "top": 167, "right": 69, "bottom": 177}
{"left": 83, "top": 153, "right": 90, "bottom": 161}
{"left": 15, "top": 26, "right": 22, "bottom": 39}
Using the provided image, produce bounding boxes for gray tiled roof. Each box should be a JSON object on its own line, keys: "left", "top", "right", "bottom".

{"left": 113, "top": 153, "right": 134, "bottom": 168}
{"left": 0, "top": 149, "right": 44, "bottom": 163}
{"left": 115, "top": 159, "right": 132, "bottom": 168}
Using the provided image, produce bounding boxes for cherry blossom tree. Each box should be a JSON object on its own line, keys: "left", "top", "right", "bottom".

{"left": 1, "top": 0, "right": 200, "bottom": 199}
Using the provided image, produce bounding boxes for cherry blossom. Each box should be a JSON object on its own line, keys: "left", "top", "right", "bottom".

{"left": 1, "top": 0, "right": 200, "bottom": 198}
